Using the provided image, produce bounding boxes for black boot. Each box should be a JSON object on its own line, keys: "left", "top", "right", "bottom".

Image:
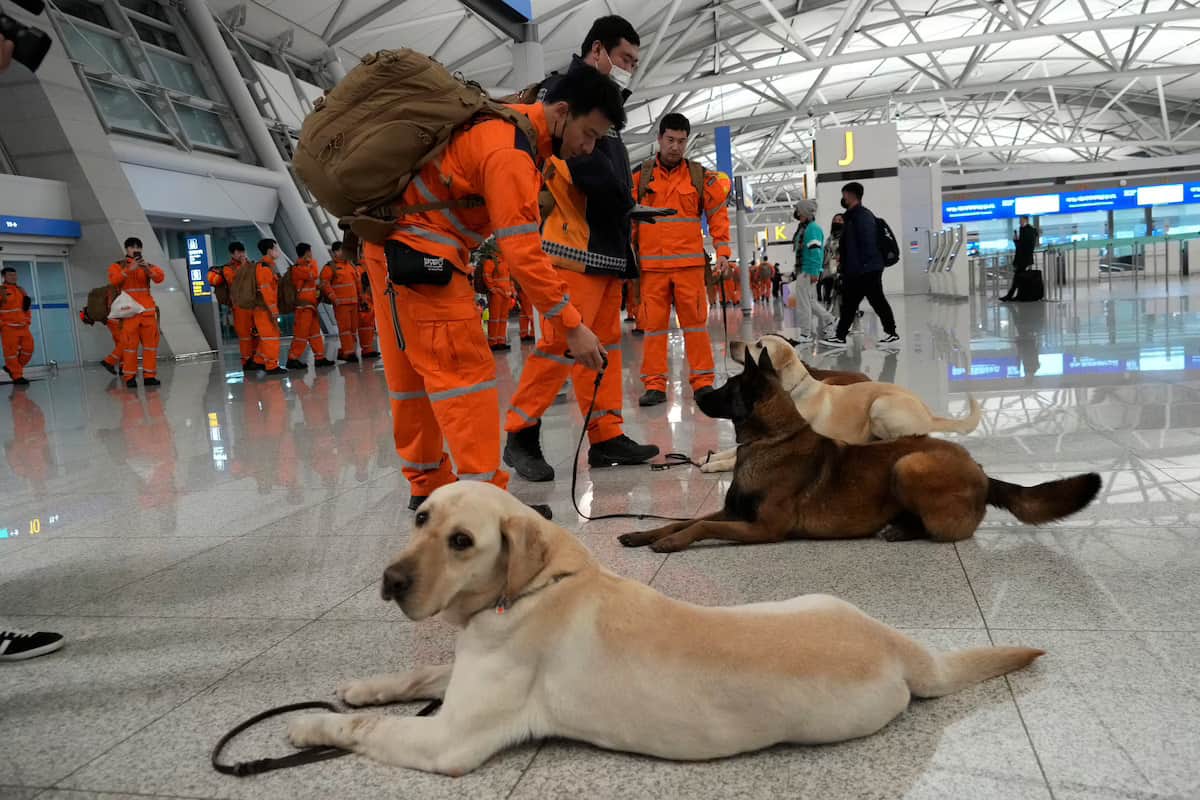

{"left": 408, "top": 495, "right": 427, "bottom": 511}
{"left": 588, "top": 435, "right": 660, "bottom": 467}
{"left": 638, "top": 389, "right": 666, "bottom": 407}
{"left": 314, "top": 358, "right": 336, "bottom": 367}
{"left": 286, "top": 359, "right": 307, "bottom": 370}
{"left": 503, "top": 421, "right": 554, "bottom": 482}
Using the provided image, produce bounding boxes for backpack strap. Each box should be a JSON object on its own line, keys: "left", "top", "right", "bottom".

{"left": 636, "top": 157, "right": 655, "bottom": 202}
{"left": 688, "top": 160, "right": 706, "bottom": 205}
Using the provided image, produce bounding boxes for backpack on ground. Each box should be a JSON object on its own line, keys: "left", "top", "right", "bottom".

{"left": 294, "top": 48, "right": 540, "bottom": 244}
{"left": 876, "top": 217, "right": 900, "bottom": 267}
{"left": 277, "top": 266, "right": 299, "bottom": 314}
{"left": 85, "top": 285, "right": 115, "bottom": 324}
{"left": 232, "top": 261, "right": 259, "bottom": 310}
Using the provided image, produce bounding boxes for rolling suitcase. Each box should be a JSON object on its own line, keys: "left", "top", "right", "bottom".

{"left": 1013, "top": 268, "right": 1044, "bottom": 302}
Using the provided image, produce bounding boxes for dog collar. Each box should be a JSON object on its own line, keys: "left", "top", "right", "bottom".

{"left": 494, "top": 571, "right": 576, "bottom": 616}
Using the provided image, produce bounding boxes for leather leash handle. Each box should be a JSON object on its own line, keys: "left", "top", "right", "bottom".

{"left": 212, "top": 699, "right": 442, "bottom": 777}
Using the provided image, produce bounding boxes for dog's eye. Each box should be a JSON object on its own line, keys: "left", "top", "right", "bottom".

{"left": 448, "top": 532, "right": 474, "bottom": 551}
{"left": 414, "top": 510, "right": 429, "bottom": 526}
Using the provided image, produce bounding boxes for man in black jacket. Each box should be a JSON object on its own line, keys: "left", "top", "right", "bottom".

{"left": 1000, "top": 216, "right": 1039, "bottom": 301}
{"left": 503, "top": 15, "right": 660, "bottom": 482}
{"left": 821, "top": 182, "right": 899, "bottom": 347}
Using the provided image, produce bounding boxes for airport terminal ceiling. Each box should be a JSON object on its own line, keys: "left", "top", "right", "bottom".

{"left": 205, "top": 0, "right": 1198, "bottom": 209}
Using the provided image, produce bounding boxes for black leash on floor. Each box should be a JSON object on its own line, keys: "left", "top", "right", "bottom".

{"left": 211, "top": 698, "right": 442, "bottom": 776}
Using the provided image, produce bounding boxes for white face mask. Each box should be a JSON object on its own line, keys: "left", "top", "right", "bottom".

{"left": 608, "top": 63, "right": 633, "bottom": 90}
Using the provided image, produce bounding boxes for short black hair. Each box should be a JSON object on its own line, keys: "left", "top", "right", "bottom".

{"left": 842, "top": 181, "right": 864, "bottom": 200}
{"left": 296, "top": 242, "right": 311, "bottom": 257}
{"left": 544, "top": 65, "right": 626, "bottom": 131}
{"left": 580, "top": 15, "right": 639, "bottom": 57}
{"left": 659, "top": 112, "right": 690, "bottom": 137}
{"left": 257, "top": 238, "right": 276, "bottom": 255}
{"left": 124, "top": 237, "right": 143, "bottom": 249}
{"left": 1, "top": 267, "right": 15, "bottom": 275}
{"left": 330, "top": 240, "right": 343, "bottom": 251}
{"left": 229, "top": 241, "right": 245, "bottom": 254}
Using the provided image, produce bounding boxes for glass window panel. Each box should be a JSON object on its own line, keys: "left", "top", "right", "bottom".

{"left": 1153, "top": 202, "right": 1200, "bottom": 235}
{"left": 132, "top": 19, "right": 184, "bottom": 54}
{"left": 147, "top": 52, "right": 208, "bottom": 97}
{"left": 61, "top": 25, "right": 136, "bottom": 76}
{"left": 119, "top": 0, "right": 169, "bottom": 22}
{"left": 1039, "top": 210, "right": 1108, "bottom": 245}
{"left": 89, "top": 81, "right": 170, "bottom": 136}
{"left": 1113, "top": 207, "right": 1148, "bottom": 239}
{"left": 31, "top": 261, "right": 78, "bottom": 367}
{"left": 55, "top": 0, "right": 111, "bottom": 27}
{"left": 174, "top": 104, "right": 233, "bottom": 149}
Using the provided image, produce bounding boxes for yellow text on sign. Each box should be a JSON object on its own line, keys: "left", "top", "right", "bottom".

{"left": 838, "top": 131, "right": 855, "bottom": 167}
{"left": 774, "top": 225, "right": 788, "bottom": 241}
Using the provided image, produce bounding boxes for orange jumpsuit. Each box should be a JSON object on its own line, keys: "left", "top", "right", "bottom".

{"left": 0, "top": 282, "right": 34, "bottom": 381}
{"left": 482, "top": 256, "right": 514, "bottom": 346}
{"left": 208, "top": 257, "right": 259, "bottom": 364}
{"left": 320, "top": 257, "right": 361, "bottom": 358}
{"left": 360, "top": 101, "right": 581, "bottom": 497}
{"left": 354, "top": 262, "right": 378, "bottom": 355}
{"left": 294, "top": 377, "right": 339, "bottom": 488}
{"left": 632, "top": 157, "right": 732, "bottom": 392}
{"left": 514, "top": 282, "right": 535, "bottom": 340}
{"left": 253, "top": 255, "right": 282, "bottom": 370}
{"left": 724, "top": 262, "right": 742, "bottom": 306}
{"left": 103, "top": 319, "right": 122, "bottom": 374}
{"left": 108, "top": 257, "right": 165, "bottom": 380}
{"left": 5, "top": 390, "right": 49, "bottom": 486}
{"left": 286, "top": 255, "right": 326, "bottom": 361}
{"left": 116, "top": 389, "right": 176, "bottom": 510}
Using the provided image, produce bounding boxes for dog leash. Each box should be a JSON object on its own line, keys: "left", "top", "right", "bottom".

{"left": 211, "top": 698, "right": 442, "bottom": 777}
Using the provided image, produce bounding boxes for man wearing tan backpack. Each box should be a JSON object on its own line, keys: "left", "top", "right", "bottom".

{"left": 207, "top": 242, "right": 261, "bottom": 372}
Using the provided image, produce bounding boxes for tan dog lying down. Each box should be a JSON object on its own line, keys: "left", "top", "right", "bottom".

{"left": 287, "top": 482, "right": 1044, "bottom": 775}
{"left": 701, "top": 334, "right": 980, "bottom": 473}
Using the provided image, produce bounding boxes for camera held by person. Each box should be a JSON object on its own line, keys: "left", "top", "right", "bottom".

{"left": 0, "top": 0, "right": 53, "bottom": 73}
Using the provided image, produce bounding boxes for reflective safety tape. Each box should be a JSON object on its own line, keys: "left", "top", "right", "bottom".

{"left": 544, "top": 296, "right": 570, "bottom": 319}
{"left": 412, "top": 176, "right": 484, "bottom": 245}
{"left": 459, "top": 470, "right": 498, "bottom": 482}
{"left": 641, "top": 253, "right": 707, "bottom": 261}
{"left": 657, "top": 216, "right": 701, "bottom": 223}
{"left": 399, "top": 456, "right": 443, "bottom": 472}
{"left": 643, "top": 329, "right": 669, "bottom": 337}
{"left": 510, "top": 406, "right": 535, "bottom": 423}
{"left": 690, "top": 368, "right": 715, "bottom": 375}
{"left": 682, "top": 327, "right": 708, "bottom": 334}
{"left": 494, "top": 222, "right": 539, "bottom": 239}
{"left": 389, "top": 389, "right": 427, "bottom": 401}
{"left": 396, "top": 225, "right": 463, "bottom": 251}
{"left": 532, "top": 348, "right": 572, "bottom": 365}
{"left": 428, "top": 378, "right": 497, "bottom": 403}
{"left": 640, "top": 373, "right": 666, "bottom": 379}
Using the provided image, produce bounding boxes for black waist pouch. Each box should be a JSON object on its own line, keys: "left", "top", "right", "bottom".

{"left": 385, "top": 240, "right": 455, "bottom": 287}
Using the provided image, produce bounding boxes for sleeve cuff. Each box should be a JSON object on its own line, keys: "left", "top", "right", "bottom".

{"left": 716, "top": 245, "right": 733, "bottom": 259}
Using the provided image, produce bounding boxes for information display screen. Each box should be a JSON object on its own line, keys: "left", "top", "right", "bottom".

{"left": 944, "top": 180, "right": 1200, "bottom": 223}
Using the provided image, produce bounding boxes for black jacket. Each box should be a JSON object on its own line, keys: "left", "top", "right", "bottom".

{"left": 537, "top": 57, "right": 637, "bottom": 278}
{"left": 1014, "top": 224, "right": 1038, "bottom": 267}
{"left": 839, "top": 203, "right": 882, "bottom": 276}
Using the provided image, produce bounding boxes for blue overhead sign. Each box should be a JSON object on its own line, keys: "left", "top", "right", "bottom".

{"left": 0, "top": 215, "right": 82, "bottom": 239}
{"left": 944, "top": 180, "right": 1200, "bottom": 223}
{"left": 498, "top": 0, "right": 532, "bottom": 18}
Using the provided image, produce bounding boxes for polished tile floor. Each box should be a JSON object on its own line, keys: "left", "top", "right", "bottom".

{"left": 3, "top": 275, "right": 1200, "bottom": 799}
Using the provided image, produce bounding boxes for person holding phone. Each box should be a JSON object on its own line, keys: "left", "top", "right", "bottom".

{"left": 108, "top": 237, "right": 165, "bottom": 388}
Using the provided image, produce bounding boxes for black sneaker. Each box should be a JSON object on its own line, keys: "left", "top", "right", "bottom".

{"left": 878, "top": 333, "right": 901, "bottom": 346}
{"left": 243, "top": 361, "right": 264, "bottom": 372}
{"left": 361, "top": 351, "right": 381, "bottom": 359}
{"left": 314, "top": 358, "right": 336, "bottom": 367}
{"left": 819, "top": 335, "right": 848, "bottom": 349}
{"left": 0, "top": 629, "right": 64, "bottom": 661}
{"left": 408, "top": 495, "right": 427, "bottom": 511}
{"left": 339, "top": 353, "right": 359, "bottom": 364}
{"left": 694, "top": 386, "right": 715, "bottom": 400}
{"left": 142, "top": 377, "right": 161, "bottom": 387}
{"left": 101, "top": 360, "right": 118, "bottom": 375}
{"left": 489, "top": 343, "right": 511, "bottom": 352}
{"left": 286, "top": 359, "right": 307, "bottom": 370}
{"left": 125, "top": 378, "right": 138, "bottom": 389}
{"left": 632, "top": 329, "right": 644, "bottom": 337}
{"left": 638, "top": 389, "right": 666, "bottom": 407}
{"left": 503, "top": 421, "right": 554, "bottom": 482}
{"left": 589, "top": 434, "right": 660, "bottom": 467}
{"left": 520, "top": 335, "right": 535, "bottom": 343}
{"left": 13, "top": 377, "right": 30, "bottom": 386}
{"left": 2, "top": 366, "right": 9, "bottom": 378}
{"left": 265, "top": 366, "right": 289, "bottom": 376}
{"left": 528, "top": 503, "right": 552, "bottom": 520}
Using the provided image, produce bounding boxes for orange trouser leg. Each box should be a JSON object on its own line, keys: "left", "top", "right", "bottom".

{"left": 231, "top": 307, "right": 257, "bottom": 362}
{"left": 486, "top": 292, "right": 510, "bottom": 345}
{"left": 357, "top": 308, "right": 376, "bottom": 353}
{"left": 639, "top": 271, "right": 674, "bottom": 392}
{"left": 333, "top": 303, "right": 358, "bottom": 357}
{"left": 505, "top": 273, "right": 624, "bottom": 445}
{"left": 121, "top": 312, "right": 158, "bottom": 378}
{"left": 673, "top": 267, "right": 716, "bottom": 391}
{"left": 364, "top": 245, "right": 507, "bottom": 496}
{"left": 2, "top": 326, "right": 34, "bottom": 380}
{"left": 517, "top": 289, "right": 534, "bottom": 338}
{"left": 252, "top": 309, "right": 281, "bottom": 370}
{"left": 104, "top": 320, "right": 122, "bottom": 368}
{"left": 287, "top": 307, "right": 325, "bottom": 360}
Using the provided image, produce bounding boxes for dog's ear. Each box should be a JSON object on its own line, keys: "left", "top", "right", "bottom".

{"left": 500, "top": 514, "right": 548, "bottom": 600}
{"left": 742, "top": 349, "right": 759, "bottom": 375}
{"left": 730, "top": 341, "right": 747, "bottom": 364}
{"left": 757, "top": 347, "right": 776, "bottom": 374}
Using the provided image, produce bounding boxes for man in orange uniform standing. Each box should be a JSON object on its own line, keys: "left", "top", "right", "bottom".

{"left": 207, "top": 242, "right": 261, "bottom": 371}
{"left": 321, "top": 241, "right": 362, "bottom": 364}
{"left": 252, "top": 238, "right": 289, "bottom": 376}
{"left": 108, "top": 237, "right": 165, "bottom": 389}
{"left": 360, "top": 67, "right": 616, "bottom": 510}
{"left": 285, "top": 243, "right": 335, "bottom": 370}
{"left": 633, "top": 113, "right": 732, "bottom": 407}
{"left": 0, "top": 266, "right": 34, "bottom": 386}
{"left": 723, "top": 259, "right": 742, "bottom": 306}
{"left": 352, "top": 252, "right": 380, "bottom": 359}
{"left": 482, "top": 251, "right": 514, "bottom": 351}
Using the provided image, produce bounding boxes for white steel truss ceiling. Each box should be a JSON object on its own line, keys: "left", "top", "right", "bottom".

{"left": 210, "top": 0, "right": 1200, "bottom": 199}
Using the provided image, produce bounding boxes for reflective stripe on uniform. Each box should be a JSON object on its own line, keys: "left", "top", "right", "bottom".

{"left": 690, "top": 368, "right": 715, "bottom": 375}
{"left": 510, "top": 405, "right": 535, "bottom": 423}
{"left": 544, "top": 296, "right": 569, "bottom": 318}
{"left": 412, "top": 176, "right": 484, "bottom": 246}
{"left": 459, "top": 470, "right": 498, "bottom": 482}
{"left": 389, "top": 389, "right": 427, "bottom": 401}
{"left": 641, "top": 253, "right": 707, "bottom": 261}
{"left": 643, "top": 329, "right": 669, "bottom": 337}
{"left": 429, "top": 378, "right": 497, "bottom": 403}
{"left": 495, "top": 222, "right": 539, "bottom": 239}
{"left": 682, "top": 327, "right": 707, "bottom": 334}
{"left": 532, "top": 348, "right": 572, "bottom": 365}
{"left": 399, "top": 456, "right": 443, "bottom": 472}
{"left": 656, "top": 217, "right": 701, "bottom": 224}
{"left": 396, "top": 225, "right": 463, "bottom": 251}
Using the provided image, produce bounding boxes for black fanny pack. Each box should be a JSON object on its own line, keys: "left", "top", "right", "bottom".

{"left": 385, "top": 241, "right": 455, "bottom": 287}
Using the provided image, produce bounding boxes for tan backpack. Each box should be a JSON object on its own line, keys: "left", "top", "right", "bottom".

{"left": 85, "top": 285, "right": 115, "bottom": 323}
{"left": 213, "top": 266, "right": 232, "bottom": 307}
{"left": 277, "top": 266, "right": 299, "bottom": 315}
{"left": 294, "top": 49, "right": 540, "bottom": 243}
{"left": 231, "top": 261, "right": 259, "bottom": 311}
{"left": 637, "top": 157, "right": 706, "bottom": 206}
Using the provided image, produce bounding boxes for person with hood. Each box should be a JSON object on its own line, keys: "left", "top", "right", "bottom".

{"left": 790, "top": 199, "right": 835, "bottom": 341}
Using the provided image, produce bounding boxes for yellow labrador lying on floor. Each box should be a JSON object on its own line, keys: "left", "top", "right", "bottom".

{"left": 287, "top": 482, "right": 1043, "bottom": 775}
{"left": 702, "top": 334, "right": 981, "bottom": 473}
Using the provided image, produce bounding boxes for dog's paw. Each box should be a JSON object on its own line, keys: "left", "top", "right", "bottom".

{"left": 649, "top": 535, "right": 689, "bottom": 553}
{"left": 617, "top": 533, "right": 645, "bottom": 548}
{"left": 338, "top": 679, "right": 389, "bottom": 708}
{"left": 287, "top": 713, "right": 340, "bottom": 748}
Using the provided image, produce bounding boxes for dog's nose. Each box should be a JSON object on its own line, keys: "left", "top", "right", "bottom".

{"left": 381, "top": 566, "right": 412, "bottom": 601}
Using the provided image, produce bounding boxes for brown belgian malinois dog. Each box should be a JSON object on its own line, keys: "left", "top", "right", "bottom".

{"left": 619, "top": 347, "right": 1101, "bottom": 553}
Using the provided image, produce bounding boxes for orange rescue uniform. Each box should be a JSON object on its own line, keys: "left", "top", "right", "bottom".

{"left": 320, "top": 257, "right": 361, "bottom": 358}
{"left": 482, "top": 255, "right": 514, "bottom": 346}
{"left": 0, "top": 282, "right": 34, "bottom": 381}
{"left": 353, "top": 262, "right": 378, "bottom": 355}
{"left": 632, "top": 157, "right": 732, "bottom": 392}
{"left": 514, "top": 282, "right": 535, "bottom": 340}
{"left": 724, "top": 262, "right": 742, "bottom": 305}
{"left": 108, "top": 257, "right": 165, "bottom": 379}
{"left": 208, "top": 257, "right": 259, "bottom": 364}
{"left": 360, "top": 102, "right": 581, "bottom": 497}
{"left": 252, "top": 255, "right": 283, "bottom": 370}
{"left": 103, "top": 318, "right": 122, "bottom": 373}
{"left": 287, "top": 255, "right": 326, "bottom": 362}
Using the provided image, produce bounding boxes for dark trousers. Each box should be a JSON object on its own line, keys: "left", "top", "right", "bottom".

{"left": 1001, "top": 262, "right": 1030, "bottom": 299}
{"left": 836, "top": 270, "right": 896, "bottom": 338}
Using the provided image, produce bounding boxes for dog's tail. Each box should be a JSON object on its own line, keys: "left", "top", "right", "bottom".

{"left": 906, "top": 644, "right": 1045, "bottom": 698}
{"left": 987, "top": 472, "right": 1101, "bottom": 524}
{"left": 928, "top": 396, "right": 982, "bottom": 434}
